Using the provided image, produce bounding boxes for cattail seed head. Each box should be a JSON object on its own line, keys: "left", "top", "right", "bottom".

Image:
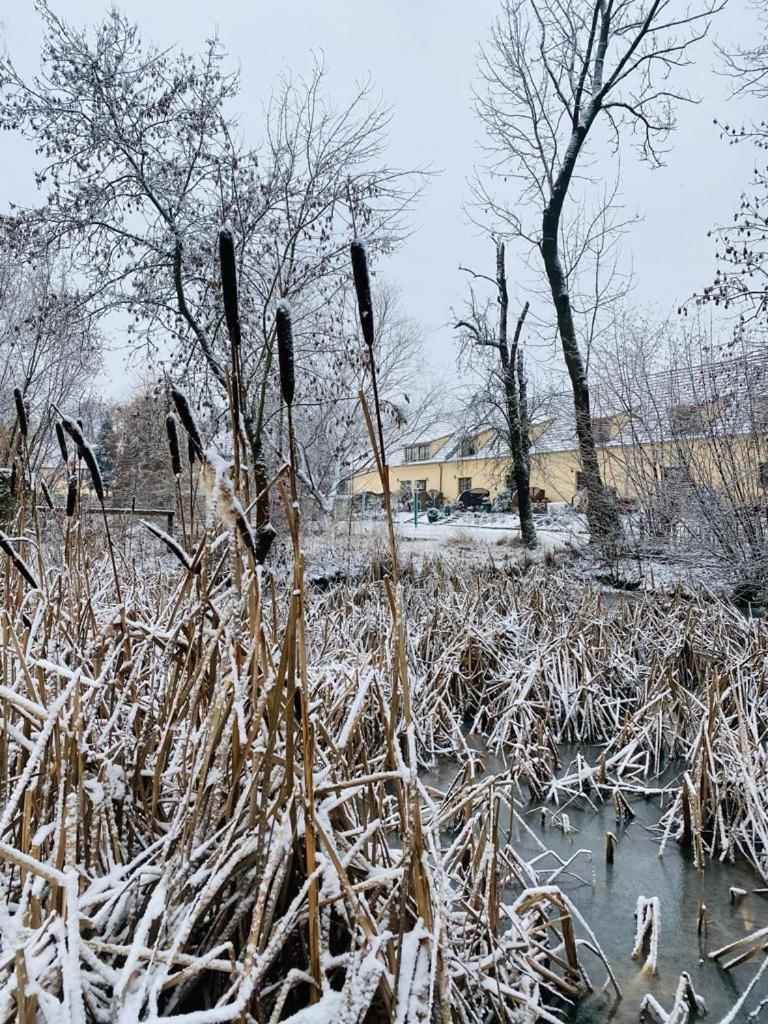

{"left": 66, "top": 474, "right": 77, "bottom": 517}
{"left": 61, "top": 416, "right": 104, "bottom": 502}
{"left": 165, "top": 413, "right": 182, "bottom": 476}
{"left": 40, "top": 478, "right": 54, "bottom": 510}
{"left": 219, "top": 223, "right": 241, "bottom": 347}
{"left": 0, "top": 530, "right": 38, "bottom": 589}
{"left": 13, "top": 388, "right": 27, "bottom": 437}
{"left": 188, "top": 436, "right": 197, "bottom": 467}
{"left": 170, "top": 386, "right": 204, "bottom": 461}
{"left": 235, "top": 507, "right": 256, "bottom": 554}
{"left": 275, "top": 300, "right": 295, "bottom": 407}
{"left": 55, "top": 421, "right": 69, "bottom": 466}
{"left": 350, "top": 239, "right": 374, "bottom": 349}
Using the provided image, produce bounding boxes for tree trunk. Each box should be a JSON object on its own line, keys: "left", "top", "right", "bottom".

{"left": 541, "top": 204, "right": 620, "bottom": 539}
{"left": 497, "top": 243, "right": 537, "bottom": 548}
{"left": 514, "top": 344, "right": 537, "bottom": 548}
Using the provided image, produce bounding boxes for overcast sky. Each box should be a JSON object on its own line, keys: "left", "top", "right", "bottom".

{"left": 0, "top": 1, "right": 762, "bottom": 397}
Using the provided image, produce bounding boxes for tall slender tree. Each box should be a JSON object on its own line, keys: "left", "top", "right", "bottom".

{"left": 455, "top": 240, "right": 537, "bottom": 547}
{"left": 473, "top": 0, "right": 723, "bottom": 538}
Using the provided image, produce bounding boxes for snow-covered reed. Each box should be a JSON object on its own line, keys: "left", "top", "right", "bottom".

{"left": 1, "top": 502, "right": 767, "bottom": 1019}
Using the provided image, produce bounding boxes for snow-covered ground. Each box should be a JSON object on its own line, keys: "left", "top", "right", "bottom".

{"left": 297, "top": 504, "right": 740, "bottom": 601}
{"left": 392, "top": 504, "right": 588, "bottom": 554}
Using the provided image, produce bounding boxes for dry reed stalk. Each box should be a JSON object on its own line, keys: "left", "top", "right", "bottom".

{"left": 2, "top": 382, "right": 767, "bottom": 1022}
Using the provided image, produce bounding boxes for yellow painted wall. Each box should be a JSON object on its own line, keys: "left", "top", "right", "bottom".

{"left": 354, "top": 449, "right": 587, "bottom": 503}
{"left": 353, "top": 434, "right": 768, "bottom": 505}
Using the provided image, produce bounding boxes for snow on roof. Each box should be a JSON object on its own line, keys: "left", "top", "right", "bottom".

{"left": 399, "top": 419, "right": 456, "bottom": 446}
{"left": 366, "top": 352, "right": 768, "bottom": 472}
{"left": 593, "top": 349, "right": 768, "bottom": 447}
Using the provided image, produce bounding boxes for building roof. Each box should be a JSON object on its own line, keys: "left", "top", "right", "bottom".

{"left": 358, "top": 350, "right": 768, "bottom": 476}
{"left": 399, "top": 419, "right": 456, "bottom": 446}
{"left": 593, "top": 349, "right": 768, "bottom": 448}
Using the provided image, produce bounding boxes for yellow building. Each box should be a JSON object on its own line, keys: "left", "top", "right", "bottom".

{"left": 352, "top": 352, "right": 768, "bottom": 508}
{"left": 352, "top": 416, "right": 587, "bottom": 505}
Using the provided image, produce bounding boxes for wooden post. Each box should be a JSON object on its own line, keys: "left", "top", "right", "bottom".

{"left": 606, "top": 831, "right": 617, "bottom": 864}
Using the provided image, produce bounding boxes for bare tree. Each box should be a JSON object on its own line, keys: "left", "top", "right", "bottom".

{"left": 596, "top": 310, "right": 768, "bottom": 593}
{"left": 473, "top": 0, "right": 722, "bottom": 538}
{"left": 0, "top": 4, "right": 422, "bottom": 553}
{"left": 696, "top": 2, "right": 768, "bottom": 331}
{"left": 454, "top": 240, "right": 537, "bottom": 546}
{"left": 0, "top": 255, "right": 100, "bottom": 472}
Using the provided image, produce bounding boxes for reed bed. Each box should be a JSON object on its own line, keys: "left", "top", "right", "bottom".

{"left": 0, "top": 235, "right": 766, "bottom": 1023}
{"left": 1, "top": 525, "right": 767, "bottom": 1021}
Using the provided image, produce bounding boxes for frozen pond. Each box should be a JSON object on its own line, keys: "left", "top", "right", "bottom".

{"left": 425, "top": 746, "right": 768, "bottom": 1022}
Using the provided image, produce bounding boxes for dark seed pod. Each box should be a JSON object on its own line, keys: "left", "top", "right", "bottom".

{"left": 188, "top": 436, "right": 197, "bottom": 467}
{"left": 0, "top": 530, "right": 38, "bottom": 589}
{"left": 350, "top": 239, "right": 374, "bottom": 349}
{"left": 170, "top": 386, "right": 204, "bottom": 460}
{"left": 66, "top": 474, "right": 77, "bottom": 517}
{"left": 13, "top": 388, "right": 27, "bottom": 437}
{"left": 141, "top": 518, "right": 198, "bottom": 573}
{"left": 39, "top": 478, "right": 54, "bottom": 510}
{"left": 254, "top": 522, "right": 277, "bottom": 566}
{"left": 235, "top": 507, "right": 256, "bottom": 554}
{"left": 165, "top": 413, "right": 182, "bottom": 476}
{"left": 61, "top": 416, "right": 104, "bottom": 502}
{"left": 219, "top": 224, "right": 241, "bottom": 347}
{"left": 275, "top": 300, "right": 295, "bottom": 406}
{"left": 55, "top": 421, "right": 69, "bottom": 465}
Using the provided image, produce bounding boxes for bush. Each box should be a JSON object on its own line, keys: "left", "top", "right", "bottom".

{"left": 427, "top": 507, "right": 440, "bottom": 523}
{"left": 494, "top": 488, "right": 512, "bottom": 512}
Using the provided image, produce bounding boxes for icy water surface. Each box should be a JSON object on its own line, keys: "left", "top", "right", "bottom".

{"left": 425, "top": 747, "right": 768, "bottom": 1023}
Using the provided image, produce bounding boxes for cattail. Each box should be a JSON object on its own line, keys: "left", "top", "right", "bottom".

{"left": 66, "top": 474, "right": 77, "bottom": 517}
{"left": 170, "top": 386, "right": 204, "bottom": 460}
{"left": 141, "top": 519, "right": 198, "bottom": 573}
{"left": 219, "top": 223, "right": 241, "bottom": 347}
{"left": 39, "top": 478, "right": 54, "bottom": 510}
{"left": 350, "top": 239, "right": 374, "bottom": 349}
{"left": 188, "top": 436, "right": 197, "bottom": 467}
{"left": 13, "top": 388, "right": 27, "bottom": 437}
{"left": 165, "top": 414, "right": 182, "bottom": 476}
{"left": 0, "top": 530, "right": 38, "bottom": 589}
{"left": 55, "top": 421, "right": 69, "bottom": 466}
{"left": 235, "top": 508, "right": 256, "bottom": 554}
{"left": 61, "top": 416, "right": 104, "bottom": 502}
{"left": 275, "top": 300, "right": 295, "bottom": 406}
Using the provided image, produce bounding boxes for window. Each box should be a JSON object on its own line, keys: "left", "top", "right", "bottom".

{"left": 753, "top": 396, "right": 768, "bottom": 431}
{"left": 505, "top": 472, "right": 515, "bottom": 491}
{"left": 592, "top": 417, "right": 613, "bottom": 445}
{"left": 759, "top": 463, "right": 768, "bottom": 488}
{"left": 459, "top": 438, "right": 476, "bottom": 458}
{"left": 415, "top": 479, "right": 427, "bottom": 492}
{"left": 404, "top": 444, "right": 430, "bottom": 462}
{"left": 662, "top": 465, "right": 689, "bottom": 485}
{"left": 575, "top": 470, "right": 587, "bottom": 490}
{"left": 669, "top": 403, "right": 703, "bottom": 436}
{"left": 458, "top": 476, "right": 472, "bottom": 495}
{"left": 400, "top": 480, "right": 412, "bottom": 497}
